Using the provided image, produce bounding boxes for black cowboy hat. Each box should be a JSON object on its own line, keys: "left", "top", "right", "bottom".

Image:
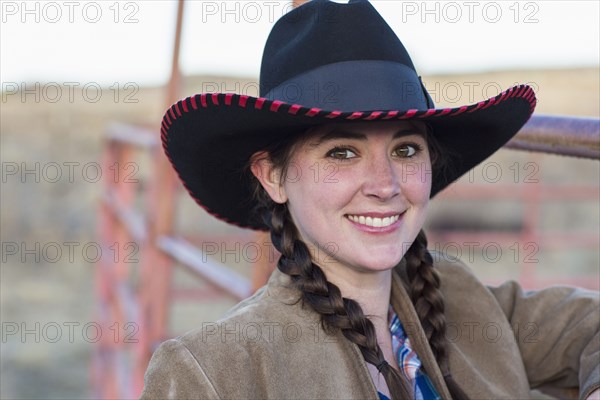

{"left": 161, "top": 0, "right": 536, "bottom": 231}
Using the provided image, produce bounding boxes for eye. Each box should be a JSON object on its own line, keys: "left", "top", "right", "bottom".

{"left": 327, "top": 147, "right": 357, "bottom": 160}
{"left": 393, "top": 143, "right": 421, "bottom": 158}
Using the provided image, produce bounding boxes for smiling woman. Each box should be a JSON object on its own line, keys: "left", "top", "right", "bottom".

{"left": 251, "top": 122, "right": 433, "bottom": 275}
{"left": 140, "top": 1, "right": 599, "bottom": 399}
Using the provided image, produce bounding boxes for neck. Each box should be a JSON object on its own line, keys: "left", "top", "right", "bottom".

{"left": 319, "top": 264, "right": 393, "bottom": 330}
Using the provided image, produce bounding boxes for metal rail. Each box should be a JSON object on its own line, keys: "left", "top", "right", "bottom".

{"left": 507, "top": 115, "right": 600, "bottom": 159}
{"left": 106, "top": 123, "right": 158, "bottom": 149}
{"left": 157, "top": 236, "right": 253, "bottom": 301}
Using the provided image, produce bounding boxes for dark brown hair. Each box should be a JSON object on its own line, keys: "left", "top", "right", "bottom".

{"left": 249, "top": 123, "right": 468, "bottom": 400}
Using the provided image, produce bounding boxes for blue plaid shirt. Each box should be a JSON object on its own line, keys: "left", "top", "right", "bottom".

{"left": 377, "top": 306, "right": 442, "bottom": 400}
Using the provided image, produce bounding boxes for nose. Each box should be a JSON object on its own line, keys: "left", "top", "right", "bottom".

{"left": 362, "top": 155, "right": 401, "bottom": 201}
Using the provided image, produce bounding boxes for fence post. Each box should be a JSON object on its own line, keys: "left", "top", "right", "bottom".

{"left": 135, "top": 0, "right": 186, "bottom": 392}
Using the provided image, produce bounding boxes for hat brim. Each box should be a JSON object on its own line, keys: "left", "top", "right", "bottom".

{"left": 162, "top": 85, "right": 536, "bottom": 231}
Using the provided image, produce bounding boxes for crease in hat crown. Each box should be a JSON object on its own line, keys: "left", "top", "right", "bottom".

{"left": 259, "top": 0, "right": 434, "bottom": 111}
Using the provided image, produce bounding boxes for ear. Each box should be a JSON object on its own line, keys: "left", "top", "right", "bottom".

{"left": 249, "top": 151, "right": 288, "bottom": 204}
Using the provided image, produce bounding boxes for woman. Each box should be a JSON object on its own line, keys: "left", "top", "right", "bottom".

{"left": 142, "top": 0, "right": 599, "bottom": 399}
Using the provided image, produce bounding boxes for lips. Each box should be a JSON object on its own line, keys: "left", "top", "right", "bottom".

{"left": 345, "top": 214, "right": 401, "bottom": 228}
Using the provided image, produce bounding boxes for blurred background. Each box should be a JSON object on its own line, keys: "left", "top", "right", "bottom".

{"left": 1, "top": 1, "right": 599, "bottom": 399}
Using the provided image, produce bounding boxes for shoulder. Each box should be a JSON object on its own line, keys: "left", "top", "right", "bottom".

{"left": 426, "top": 251, "right": 508, "bottom": 320}
{"left": 429, "top": 250, "right": 484, "bottom": 290}
{"left": 173, "top": 268, "right": 335, "bottom": 375}
{"left": 141, "top": 337, "right": 219, "bottom": 399}
{"left": 179, "top": 276, "right": 315, "bottom": 349}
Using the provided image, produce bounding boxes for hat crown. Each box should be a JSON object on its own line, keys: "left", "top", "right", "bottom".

{"left": 260, "top": 0, "right": 418, "bottom": 96}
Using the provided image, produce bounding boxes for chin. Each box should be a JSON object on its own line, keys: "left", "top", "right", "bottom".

{"left": 364, "top": 245, "right": 405, "bottom": 268}
{"left": 356, "top": 255, "right": 403, "bottom": 272}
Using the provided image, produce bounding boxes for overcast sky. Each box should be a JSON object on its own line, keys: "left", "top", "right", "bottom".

{"left": 2, "top": 0, "right": 599, "bottom": 87}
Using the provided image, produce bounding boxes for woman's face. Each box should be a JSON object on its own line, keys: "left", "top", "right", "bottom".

{"left": 254, "top": 121, "right": 432, "bottom": 274}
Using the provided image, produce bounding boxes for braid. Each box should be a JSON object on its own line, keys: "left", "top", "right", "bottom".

{"left": 405, "top": 230, "right": 469, "bottom": 400}
{"left": 268, "top": 203, "right": 413, "bottom": 400}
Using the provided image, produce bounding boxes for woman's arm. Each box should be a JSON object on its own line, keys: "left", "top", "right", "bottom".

{"left": 488, "top": 281, "right": 599, "bottom": 400}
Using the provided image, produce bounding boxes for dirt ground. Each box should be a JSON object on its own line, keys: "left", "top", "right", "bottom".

{"left": 1, "top": 68, "right": 598, "bottom": 399}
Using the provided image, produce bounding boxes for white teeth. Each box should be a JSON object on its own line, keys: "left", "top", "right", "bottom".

{"left": 346, "top": 214, "right": 400, "bottom": 227}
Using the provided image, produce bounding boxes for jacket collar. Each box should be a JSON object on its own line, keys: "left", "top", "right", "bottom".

{"left": 265, "top": 264, "right": 452, "bottom": 398}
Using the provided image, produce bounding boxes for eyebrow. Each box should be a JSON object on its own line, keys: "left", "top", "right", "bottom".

{"left": 308, "top": 127, "right": 424, "bottom": 148}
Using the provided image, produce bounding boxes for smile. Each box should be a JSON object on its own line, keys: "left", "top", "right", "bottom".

{"left": 345, "top": 214, "right": 400, "bottom": 228}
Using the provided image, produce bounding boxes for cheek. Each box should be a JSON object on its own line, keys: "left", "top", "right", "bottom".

{"left": 401, "top": 161, "right": 432, "bottom": 204}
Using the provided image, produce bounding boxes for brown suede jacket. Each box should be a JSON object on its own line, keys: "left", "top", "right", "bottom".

{"left": 140, "top": 254, "right": 600, "bottom": 399}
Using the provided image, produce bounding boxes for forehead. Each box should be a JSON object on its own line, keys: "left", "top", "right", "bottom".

{"left": 303, "top": 120, "right": 428, "bottom": 146}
